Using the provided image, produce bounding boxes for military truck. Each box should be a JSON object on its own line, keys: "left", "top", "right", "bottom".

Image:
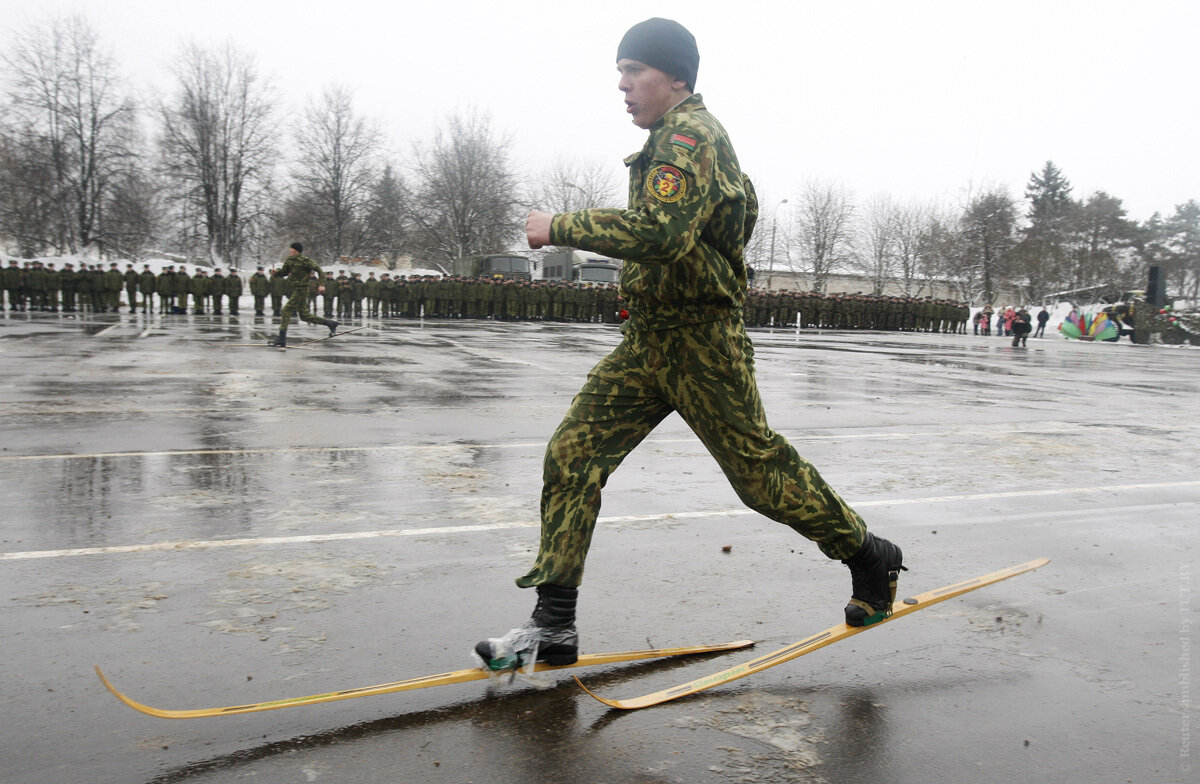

{"left": 1100, "top": 290, "right": 1142, "bottom": 338}
{"left": 542, "top": 250, "right": 621, "bottom": 284}
{"left": 1101, "top": 290, "right": 1184, "bottom": 341}
{"left": 451, "top": 254, "right": 532, "bottom": 280}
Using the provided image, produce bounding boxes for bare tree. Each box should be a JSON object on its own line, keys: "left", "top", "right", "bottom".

{"left": 891, "top": 200, "right": 935, "bottom": 297}
{"left": 1, "top": 15, "right": 138, "bottom": 255}
{"left": 853, "top": 195, "right": 898, "bottom": 295}
{"left": 100, "top": 168, "right": 164, "bottom": 260}
{"left": 921, "top": 210, "right": 973, "bottom": 300}
{"left": 530, "top": 155, "right": 622, "bottom": 214}
{"left": 157, "top": 42, "right": 278, "bottom": 268}
{"left": 526, "top": 156, "right": 623, "bottom": 266}
{"left": 790, "top": 180, "right": 855, "bottom": 294}
{"left": 749, "top": 195, "right": 791, "bottom": 289}
{"left": 0, "top": 134, "right": 61, "bottom": 255}
{"left": 286, "top": 84, "right": 382, "bottom": 261}
{"left": 408, "top": 110, "right": 522, "bottom": 269}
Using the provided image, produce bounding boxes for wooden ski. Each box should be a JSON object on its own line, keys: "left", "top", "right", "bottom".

{"left": 95, "top": 639, "right": 754, "bottom": 719}
{"left": 293, "top": 324, "right": 371, "bottom": 346}
{"left": 575, "top": 558, "right": 1050, "bottom": 709}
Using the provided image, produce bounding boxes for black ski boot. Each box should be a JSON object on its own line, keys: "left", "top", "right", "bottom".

{"left": 327, "top": 319, "right": 339, "bottom": 337}
{"left": 474, "top": 584, "right": 579, "bottom": 670}
{"left": 842, "top": 532, "right": 906, "bottom": 627}
{"left": 268, "top": 330, "right": 287, "bottom": 347}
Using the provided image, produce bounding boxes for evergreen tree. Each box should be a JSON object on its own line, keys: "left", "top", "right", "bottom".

{"left": 960, "top": 188, "right": 1018, "bottom": 305}
{"left": 362, "top": 164, "right": 410, "bottom": 266}
{"left": 1071, "top": 191, "right": 1136, "bottom": 293}
{"left": 1164, "top": 200, "right": 1200, "bottom": 303}
{"left": 1019, "top": 161, "right": 1076, "bottom": 298}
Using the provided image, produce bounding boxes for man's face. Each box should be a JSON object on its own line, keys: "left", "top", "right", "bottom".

{"left": 617, "top": 58, "right": 688, "bottom": 129}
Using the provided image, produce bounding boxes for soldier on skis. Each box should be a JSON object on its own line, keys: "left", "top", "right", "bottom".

{"left": 476, "top": 18, "right": 904, "bottom": 670}
{"left": 268, "top": 243, "right": 338, "bottom": 347}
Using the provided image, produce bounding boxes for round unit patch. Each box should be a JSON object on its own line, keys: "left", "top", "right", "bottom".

{"left": 646, "top": 165, "right": 686, "bottom": 203}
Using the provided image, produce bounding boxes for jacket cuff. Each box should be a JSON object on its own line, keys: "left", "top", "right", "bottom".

{"left": 549, "top": 213, "right": 570, "bottom": 247}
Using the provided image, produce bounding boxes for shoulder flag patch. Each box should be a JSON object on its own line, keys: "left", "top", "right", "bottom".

{"left": 669, "top": 133, "right": 697, "bottom": 151}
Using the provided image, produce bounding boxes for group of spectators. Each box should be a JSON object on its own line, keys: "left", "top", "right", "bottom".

{"left": 974, "top": 305, "right": 1049, "bottom": 346}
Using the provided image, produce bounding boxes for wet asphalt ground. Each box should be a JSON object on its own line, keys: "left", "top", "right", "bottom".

{"left": 1, "top": 308, "right": 1197, "bottom": 784}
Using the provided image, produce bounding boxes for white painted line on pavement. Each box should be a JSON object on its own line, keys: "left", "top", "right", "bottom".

{"left": 0, "top": 520, "right": 541, "bottom": 560}
{"left": 3, "top": 480, "right": 1198, "bottom": 562}
{"left": 0, "top": 421, "right": 1102, "bottom": 462}
{"left": 851, "top": 481, "right": 1200, "bottom": 506}
{"left": 0, "top": 443, "right": 500, "bottom": 462}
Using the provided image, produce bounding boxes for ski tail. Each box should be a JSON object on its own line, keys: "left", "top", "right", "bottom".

{"left": 95, "top": 639, "right": 755, "bottom": 720}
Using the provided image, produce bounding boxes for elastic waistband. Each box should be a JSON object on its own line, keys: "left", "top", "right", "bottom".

{"left": 624, "top": 304, "right": 740, "bottom": 332}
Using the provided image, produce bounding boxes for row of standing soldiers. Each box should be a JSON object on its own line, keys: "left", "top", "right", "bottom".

{"left": 745, "top": 288, "right": 970, "bottom": 333}
{"left": 2, "top": 259, "right": 626, "bottom": 323}
{"left": 1, "top": 260, "right": 247, "bottom": 314}
{"left": 6, "top": 258, "right": 968, "bottom": 333}
{"left": 314, "top": 273, "right": 623, "bottom": 322}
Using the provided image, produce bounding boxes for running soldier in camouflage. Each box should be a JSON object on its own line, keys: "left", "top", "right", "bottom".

{"left": 476, "top": 18, "right": 903, "bottom": 672}
{"left": 268, "top": 243, "right": 338, "bottom": 347}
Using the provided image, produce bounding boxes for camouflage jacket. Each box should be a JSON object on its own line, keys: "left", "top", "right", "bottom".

{"left": 281, "top": 254, "right": 322, "bottom": 294}
{"left": 549, "top": 94, "right": 757, "bottom": 330}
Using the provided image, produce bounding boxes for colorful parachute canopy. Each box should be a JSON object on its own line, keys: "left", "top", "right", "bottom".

{"left": 1060, "top": 311, "right": 1119, "bottom": 342}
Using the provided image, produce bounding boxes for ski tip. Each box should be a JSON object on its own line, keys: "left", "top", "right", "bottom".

{"left": 572, "top": 675, "right": 625, "bottom": 709}
{"left": 94, "top": 665, "right": 134, "bottom": 707}
{"left": 94, "top": 665, "right": 133, "bottom": 704}
{"left": 95, "top": 665, "right": 176, "bottom": 719}
{"left": 94, "top": 664, "right": 115, "bottom": 692}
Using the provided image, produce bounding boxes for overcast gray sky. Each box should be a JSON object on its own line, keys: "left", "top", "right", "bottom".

{"left": 4, "top": 0, "right": 1197, "bottom": 222}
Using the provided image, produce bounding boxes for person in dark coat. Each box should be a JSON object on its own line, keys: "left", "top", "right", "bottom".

{"left": 1034, "top": 307, "right": 1050, "bottom": 338}
{"left": 1011, "top": 309, "right": 1032, "bottom": 347}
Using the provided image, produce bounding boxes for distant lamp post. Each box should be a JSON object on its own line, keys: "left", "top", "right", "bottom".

{"left": 766, "top": 198, "right": 788, "bottom": 290}
{"left": 563, "top": 181, "right": 588, "bottom": 212}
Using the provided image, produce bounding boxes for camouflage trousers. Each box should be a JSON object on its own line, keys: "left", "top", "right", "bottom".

{"left": 517, "top": 316, "right": 868, "bottom": 590}
{"left": 278, "top": 291, "right": 333, "bottom": 332}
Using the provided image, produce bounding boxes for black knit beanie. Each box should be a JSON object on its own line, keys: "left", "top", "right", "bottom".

{"left": 617, "top": 18, "right": 699, "bottom": 92}
{"left": 290, "top": 242, "right": 303, "bottom": 253}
